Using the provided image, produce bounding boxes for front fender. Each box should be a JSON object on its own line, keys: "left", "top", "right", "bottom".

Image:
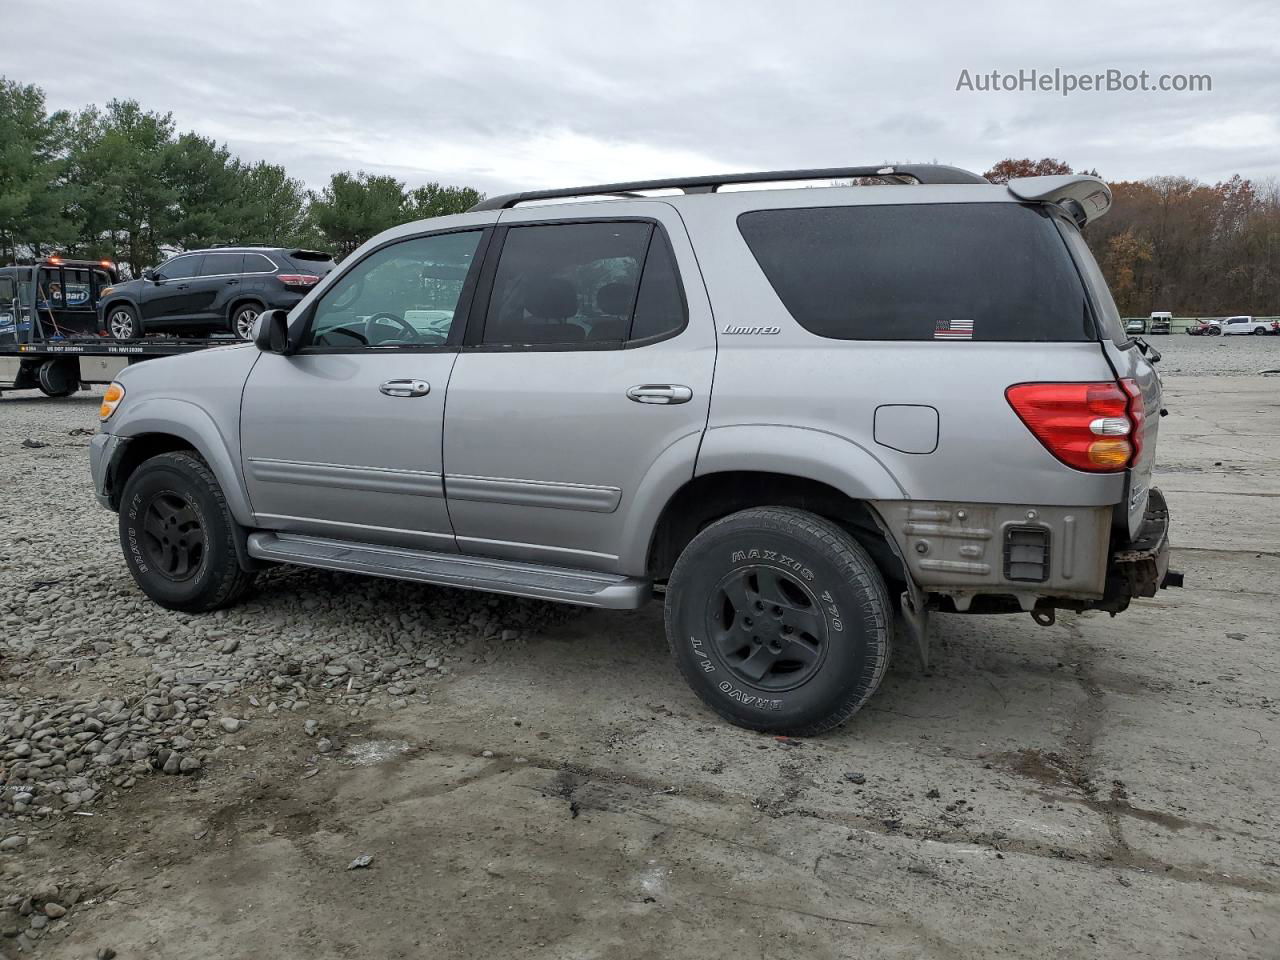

{"left": 111, "top": 397, "right": 254, "bottom": 526}
{"left": 695, "top": 424, "right": 907, "bottom": 500}
{"left": 99, "top": 295, "right": 142, "bottom": 321}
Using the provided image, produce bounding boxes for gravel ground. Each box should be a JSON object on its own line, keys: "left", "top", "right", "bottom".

{"left": 1, "top": 365, "right": 1278, "bottom": 959}
{"left": 1143, "top": 331, "right": 1280, "bottom": 376}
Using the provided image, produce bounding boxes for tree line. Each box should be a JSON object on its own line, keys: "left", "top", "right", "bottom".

{"left": 0, "top": 77, "right": 482, "bottom": 274}
{"left": 3, "top": 77, "right": 1277, "bottom": 313}
{"left": 986, "top": 158, "right": 1279, "bottom": 316}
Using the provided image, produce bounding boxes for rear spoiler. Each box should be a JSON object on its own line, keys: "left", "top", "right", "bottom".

{"left": 1006, "top": 175, "right": 1112, "bottom": 227}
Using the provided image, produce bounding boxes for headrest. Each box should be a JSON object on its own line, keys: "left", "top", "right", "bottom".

{"left": 596, "top": 281, "right": 633, "bottom": 316}
{"left": 525, "top": 277, "right": 577, "bottom": 320}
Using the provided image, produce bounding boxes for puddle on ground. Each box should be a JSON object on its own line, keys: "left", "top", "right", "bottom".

{"left": 345, "top": 739, "right": 411, "bottom": 766}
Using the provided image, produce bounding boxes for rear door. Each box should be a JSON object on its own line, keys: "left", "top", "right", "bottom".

{"left": 442, "top": 204, "right": 714, "bottom": 574}
{"left": 194, "top": 252, "right": 245, "bottom": 326}
{"left": 1059, "top": 223, "right": 1161, "bottom": 538}
{"left": 239, "top": 251, "right": 281, "bottom": 305}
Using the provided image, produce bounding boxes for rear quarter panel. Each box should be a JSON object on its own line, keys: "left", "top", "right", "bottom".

{"left": 674, "top": 187, "right": 1126, "bottom": 510}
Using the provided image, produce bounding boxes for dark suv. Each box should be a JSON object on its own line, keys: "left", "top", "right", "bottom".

{"left": 97, "top": 247, "right": 336, "bottom": 340}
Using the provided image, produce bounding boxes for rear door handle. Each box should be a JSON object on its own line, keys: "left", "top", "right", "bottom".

{"left": 379, "top": 379, "right": 431, "bottom": 398}
{"left": 627, "top": 384, "right": 692, "bottom": 405}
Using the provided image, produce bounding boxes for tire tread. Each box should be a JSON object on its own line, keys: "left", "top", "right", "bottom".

{"left": 120, "top": 451, "right": 254, "bottom": 612}
{"left": 665, "top": 506, "right": 892, "bottom": 736}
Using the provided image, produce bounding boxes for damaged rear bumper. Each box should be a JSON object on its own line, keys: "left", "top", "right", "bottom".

{"left": 1101, "top": 487, "right": 1179, "bottom": 611}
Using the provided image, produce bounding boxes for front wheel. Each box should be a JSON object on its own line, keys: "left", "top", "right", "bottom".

{"left": 665, "top": 507, "right": 892, "bottom": 735}
{"left": 231, "top": 303, "right": 262, "bottom": 340}
{"left": 118, "top": 452, "right": 255, "bottom": 612}
{"left": 106, "top": 304, "right": 141, "bottom": 340}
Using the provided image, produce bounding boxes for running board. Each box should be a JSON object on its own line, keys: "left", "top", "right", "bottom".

{"left": 245, "top": 532, "right": 651, "bottom": 609}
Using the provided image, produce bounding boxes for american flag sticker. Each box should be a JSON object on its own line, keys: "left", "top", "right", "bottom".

{"left": 934, "top": 318, "right": 974, "bottom": 340}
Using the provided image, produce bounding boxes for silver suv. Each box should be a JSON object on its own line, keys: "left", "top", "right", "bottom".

{"left": 90, "top": 164, "right": 1175, "bottom": 734}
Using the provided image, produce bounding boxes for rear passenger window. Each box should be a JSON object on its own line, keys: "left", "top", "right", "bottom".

{"left": 629, "top": 233, "right": 686, "bottom": 342}
{"left": 737, "top": 203, "right": 1090, "bottom": 342}
{"left": 199, "top": 253, "right": 244, "bottom": 276}
{"left": 482, "top": 221, "right": 687, "bottom": 347}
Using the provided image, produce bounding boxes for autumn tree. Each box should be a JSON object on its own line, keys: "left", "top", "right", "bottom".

{"left": 982, "top": 157, "right": 1074, "bottom": 184}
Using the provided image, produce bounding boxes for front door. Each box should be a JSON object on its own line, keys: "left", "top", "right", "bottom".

{"left": 140, "top": 253, "right": 205, "bottom": 326}
{"left": 240, "top": 227, "right": 490, "bottom": 550}
{"left": 443, "top": 205, "right": 715, "bottom": 574}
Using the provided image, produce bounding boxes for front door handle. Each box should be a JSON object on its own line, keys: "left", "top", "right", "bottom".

{"left": 379, "top": 379, "right": 431, "bottom": 398}
{"left": 627, "top": 384, "right": 692, "bottom": 405}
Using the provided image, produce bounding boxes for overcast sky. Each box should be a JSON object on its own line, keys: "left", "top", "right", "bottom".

{"left": 7, "top": 0, "right": 1278, "bottom": 195}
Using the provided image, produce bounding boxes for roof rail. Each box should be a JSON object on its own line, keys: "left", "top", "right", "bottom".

{"left": 469, "top": 164, "right": 989, "bottom": 211}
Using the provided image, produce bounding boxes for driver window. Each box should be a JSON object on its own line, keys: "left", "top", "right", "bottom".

{"left": 156, "top": 255, "right": 202, "bottom": 281}
{"left": 305, "top": 231, "right": 482, "bottom": 349}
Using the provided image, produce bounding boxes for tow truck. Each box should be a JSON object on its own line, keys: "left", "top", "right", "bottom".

{"left": 1, "top": 256, "right": 235, "bottom": 397}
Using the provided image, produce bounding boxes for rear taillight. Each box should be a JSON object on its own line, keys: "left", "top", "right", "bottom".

{"left": 1005, "top": 380, "right": 1143, "bottom": 473}
{"left": 277, "top": 274, "right": 321, "bottom": 287}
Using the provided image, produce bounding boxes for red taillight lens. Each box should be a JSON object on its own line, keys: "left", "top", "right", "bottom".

{"left": 277, "top": 274, "right": 321, "bottom": 287}
{"left": 1006, "top": 381, "right": 1142, "bottom": 473}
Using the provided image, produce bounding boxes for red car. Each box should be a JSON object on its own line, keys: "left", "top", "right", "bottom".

{"left": 1187, "top": 319, "right": 1222, "bottom": 336}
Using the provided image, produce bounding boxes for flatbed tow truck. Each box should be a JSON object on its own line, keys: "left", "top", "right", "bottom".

{"left": 1, "top": 257, "right": 235, "bottom": 397}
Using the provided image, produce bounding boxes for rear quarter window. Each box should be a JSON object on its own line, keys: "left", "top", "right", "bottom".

{"left": 737, "top": 202, "right": 1090, "bottom": 342}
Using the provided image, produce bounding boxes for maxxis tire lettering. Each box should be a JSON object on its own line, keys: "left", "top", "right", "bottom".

{"left": 666, "top": 507, "right": 892, "bottom": 735}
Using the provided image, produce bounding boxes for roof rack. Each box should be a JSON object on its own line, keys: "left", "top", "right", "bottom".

{"left": 470, "top": 164, "right": 988, "bottom": 211}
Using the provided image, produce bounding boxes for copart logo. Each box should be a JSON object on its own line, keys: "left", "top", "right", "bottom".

{"left": 722, "top": 324, "right": 781, "bottom": 336}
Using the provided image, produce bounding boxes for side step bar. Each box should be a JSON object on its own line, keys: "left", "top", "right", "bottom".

{"left": 245, "top": 532, "right": 652, "bottom": 609}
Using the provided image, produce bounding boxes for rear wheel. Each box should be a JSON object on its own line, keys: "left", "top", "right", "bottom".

{"left": 118, "top": 452, "right": 255, "bottom": 612}
{"left": 231, "top": 303, "right": 262, "bottom": 340}
{"left": 36, "top": 358, "right": 79, "bottom": 397}
{"left": 665, "top": 507, "right": 891, "bottom": 735}
{"left": 106, "top": 304, "right": 141, "bottom": 340}
{"left": 1253, "top": 326, "right": 1268, "bottom": 336}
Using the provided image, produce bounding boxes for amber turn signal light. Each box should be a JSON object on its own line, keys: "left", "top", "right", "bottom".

{"left": 99, "top": 382, "right": 125, "bottom": 421}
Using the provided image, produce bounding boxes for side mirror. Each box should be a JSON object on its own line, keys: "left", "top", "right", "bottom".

{"left": 254, "top": 308, "right": 295, "bottom": 355}
{"left": 142, "top": 268, "right": 157, "bottom": 282}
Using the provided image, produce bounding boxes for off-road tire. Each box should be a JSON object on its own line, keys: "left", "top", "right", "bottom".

{"left": 118, "top": 452, "right": 255, "bottom": 612}
{"left": 665, "top": 507, "right": 892, "bottom": 735}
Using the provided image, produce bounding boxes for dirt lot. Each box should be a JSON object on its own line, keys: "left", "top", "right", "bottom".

{"left": 2, "top": 335, "right": 1278, "bottom": 959}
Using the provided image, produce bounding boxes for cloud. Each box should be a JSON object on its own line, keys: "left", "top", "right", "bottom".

{"left": 7, "top": 0, "right": 1278, "bottom": 192}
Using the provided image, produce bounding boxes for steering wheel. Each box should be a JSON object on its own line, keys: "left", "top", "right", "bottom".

{"left": 366, "top": 312, "right": 422, "bottom": 344}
